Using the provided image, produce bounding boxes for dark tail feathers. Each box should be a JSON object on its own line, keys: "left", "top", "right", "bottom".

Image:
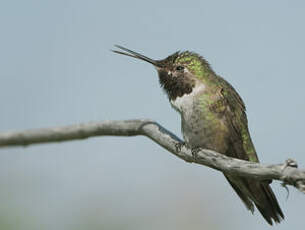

{"left": 225, "top": 175, "right": 284, "bottom": 225}
{"left": 255, "top": 183, "right": 284, "bottom": 225}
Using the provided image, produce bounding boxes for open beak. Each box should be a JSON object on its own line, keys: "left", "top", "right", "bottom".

{"left": 112, "top": 45, "right": 163, "bottom": 68}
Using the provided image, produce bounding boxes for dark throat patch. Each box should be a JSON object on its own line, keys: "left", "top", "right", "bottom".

{"left": 158, "top": 70, "right": 195, "bottom": 100}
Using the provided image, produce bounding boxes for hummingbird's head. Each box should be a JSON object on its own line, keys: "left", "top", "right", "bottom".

{"left": 112, "top": 45, "right": 214, "bottom": 100}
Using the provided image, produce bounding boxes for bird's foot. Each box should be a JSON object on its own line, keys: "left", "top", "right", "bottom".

{"left": 191, "top": 147, "right": 202, "bottom": 161}
{"left": 175, "top": 142, "right": 185, "bottom": 153}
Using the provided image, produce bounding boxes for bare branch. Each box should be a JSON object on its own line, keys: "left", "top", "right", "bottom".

{"left": 0, "top": 119, "right": 304, "bottom": 193}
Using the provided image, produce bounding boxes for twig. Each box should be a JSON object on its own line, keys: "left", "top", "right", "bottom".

{"left": 0, "top": 119, "right": 304, "bottom": 193}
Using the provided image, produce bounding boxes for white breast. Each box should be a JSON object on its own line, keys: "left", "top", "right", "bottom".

{"left": 170, "top": 84, "right": 205, "bottom": 114}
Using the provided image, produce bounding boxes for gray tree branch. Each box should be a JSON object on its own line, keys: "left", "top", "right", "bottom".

{"left": 0, "top": 119, "right": 304, "bottom": 193}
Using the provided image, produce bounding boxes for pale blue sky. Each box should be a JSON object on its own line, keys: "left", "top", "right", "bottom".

{"left": 1, "top": 0, "right": 305, "bottom": 229}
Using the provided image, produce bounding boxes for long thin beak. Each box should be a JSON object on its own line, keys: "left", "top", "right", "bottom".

{"left": 112, "top": 45, "right": 163, "bottom": 68}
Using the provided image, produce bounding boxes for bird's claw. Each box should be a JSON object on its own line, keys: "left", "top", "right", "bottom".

{"left": 191, "top": 147, "right": 201, "bottom": 161}
{"left": 175, "top": 142, "right": 185, "bottom": 153}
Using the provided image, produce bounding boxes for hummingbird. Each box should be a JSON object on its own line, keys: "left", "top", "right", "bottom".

{"left": 112, "top": 45, "right": 284, "bottom": 225}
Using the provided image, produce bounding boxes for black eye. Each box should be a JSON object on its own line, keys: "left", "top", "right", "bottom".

{"left": 176, "top": 66, "right": 184, "bottom": 71}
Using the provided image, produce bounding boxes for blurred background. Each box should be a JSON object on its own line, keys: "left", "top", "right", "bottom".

{"left": 1, "top": 0, "right": 305, "bottom": 229}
